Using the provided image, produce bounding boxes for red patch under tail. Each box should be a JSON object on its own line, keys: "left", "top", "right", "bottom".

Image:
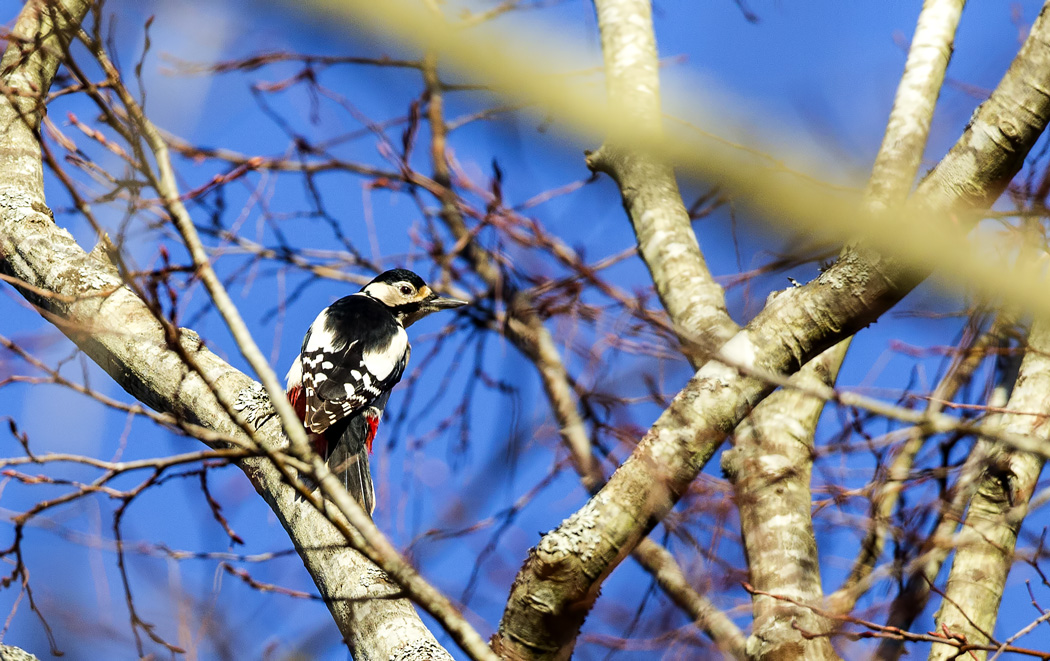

{"left": 363, "top": 410, "right": 380, "bottom": 454}
{"left": 287, "top": 385, "right": 326, "bottom": 456}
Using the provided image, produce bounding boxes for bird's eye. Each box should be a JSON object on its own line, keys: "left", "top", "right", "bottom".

{"left": 399, "top": 284, "right": 413, "bottom": 295}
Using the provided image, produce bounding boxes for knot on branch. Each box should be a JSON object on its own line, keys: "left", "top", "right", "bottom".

{"left": 233, "top": 381, "right": 276, "bottom": 429}
{"left": 0, "top": 645, "right": 40, "bottom": 661}
{"left": 389, "top": 639, "right": 451, "bottom": 661}
{"left": 537, "top": 502, "right": 603, "bottom": 571}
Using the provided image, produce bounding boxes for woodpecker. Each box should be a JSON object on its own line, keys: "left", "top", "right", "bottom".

{"left": 285, "top": 269, "right": 467, "bottom": 514}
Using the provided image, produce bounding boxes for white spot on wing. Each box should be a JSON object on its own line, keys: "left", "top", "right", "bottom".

{"left": 361, "top": 326, "right": 408, "bottom": 381}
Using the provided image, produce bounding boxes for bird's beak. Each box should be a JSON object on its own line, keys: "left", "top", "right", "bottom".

{"left": 404, "top": 293, "right": 468, "bottom": 327}
{"left": 425, "top": 295, "right": 469, "bottom": 311}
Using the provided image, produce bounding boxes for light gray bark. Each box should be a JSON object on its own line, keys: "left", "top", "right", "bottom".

{"left": 581, "top": 0, "right": 748, "bottom": 655}
{"left": 723, "top": 343, "right": 847, "bottom": 661}
{"left": 422, "top": 40, "right": 749, "bottom": 656}
{"left": 0, "top": 646, "right": 39, "bottom": 661}
{"left": 927, "top": 323, "right": 1050, "bottom": 660}
{"left": 866, "top": 0, "right": 967, "bottom": 211}
{"left": 0, "top": 3, "right": 451, "bottom": 659}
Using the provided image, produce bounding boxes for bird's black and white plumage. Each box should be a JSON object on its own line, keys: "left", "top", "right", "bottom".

{"left": 285, "top": 269, "right": 467, "bottom": 514}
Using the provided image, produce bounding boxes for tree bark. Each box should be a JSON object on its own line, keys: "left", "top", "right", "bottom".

{"left": 0, "top": 3, "right": 451, "bottom": 659}
{"left": 587, "top": 0, "right": 739, "bottom": 360}
{"left": 723, "top": 343, "right": 847, "bottom": 661}
{"left": 928, "top": 320, "right": 1050, "bottom": 661}
{"left": 0, "top": 646, "right": 39, "bottom": 661}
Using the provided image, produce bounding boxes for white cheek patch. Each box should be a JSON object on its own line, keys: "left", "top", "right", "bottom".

{"left": 361, "top": 327, "right": 408, "bottom": 381}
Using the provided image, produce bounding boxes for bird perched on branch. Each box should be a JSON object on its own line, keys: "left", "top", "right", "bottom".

{"left": 285, "top": 269, "right": 467, "bottom": 514}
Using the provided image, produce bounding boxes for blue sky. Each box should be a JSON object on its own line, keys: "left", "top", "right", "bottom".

{"left": 1, "top": 0, "right": 1048, "bottom": 659}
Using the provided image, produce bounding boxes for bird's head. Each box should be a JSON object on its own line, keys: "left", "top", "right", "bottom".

{"left": 361, "top": 268, "right": 468, "bottom": 326}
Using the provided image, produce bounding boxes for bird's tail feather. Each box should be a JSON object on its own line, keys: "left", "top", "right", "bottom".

{"left": 327, "top": 415, "right": 376, "bottom": 515}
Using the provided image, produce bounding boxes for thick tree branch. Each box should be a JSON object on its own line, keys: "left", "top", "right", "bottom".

{"left": 77, "top": 35, "right": 500, "bottom": 661}
{"left": 0, "top": 4, "right": 475, "bottom": 659}
{"left": 492, "top": 4, "right": 1050, "bottom": 658}
{"left": 578, "top": 3, "right": 749, "bottom": 652}
{"left": 928, "top": 319, "right": 1050, "bottom": 659}
{"left": 722, "top": 342, "right": 847, "bottom": 661}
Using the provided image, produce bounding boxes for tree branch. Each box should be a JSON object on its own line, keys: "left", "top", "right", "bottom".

{"left": 492, "top": 3, "right": 1050, "bottom": 657}
{"left": 722, "top": 342, "right": 848, "bottom": 661}
{"left": 928, "top": 318, "right": 1050, "bottom": 659}
{"left": 421, "top": 33, "right": 748, "bottom": 656}
{"left": 0, "top": 3, "right": 478, "bottom": 659}
{"left": 723, "top": 2, "right": 967, "bottom": 658}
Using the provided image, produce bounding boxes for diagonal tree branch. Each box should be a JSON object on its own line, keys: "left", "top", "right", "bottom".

{"left": 421, "top": 27, "right": 747, "bottom": 656}
{"left": 0, "top": 3, "right": 482, "bottom": 659}
{"left": 70, "top": 29, "right": 502, "bottom": 661}
{"left": 587, "top": 0, "right": 965, "bottom": 658}
{"left": 492, "top": 3, "right": 1050, "bottom": 657}
{"left": 576, "top": 3, "right": 749, "bottom": 653}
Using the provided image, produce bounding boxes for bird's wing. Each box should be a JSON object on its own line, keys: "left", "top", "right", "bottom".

{"left": 301, "top": 304, "right": 409, "bottom": 434}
